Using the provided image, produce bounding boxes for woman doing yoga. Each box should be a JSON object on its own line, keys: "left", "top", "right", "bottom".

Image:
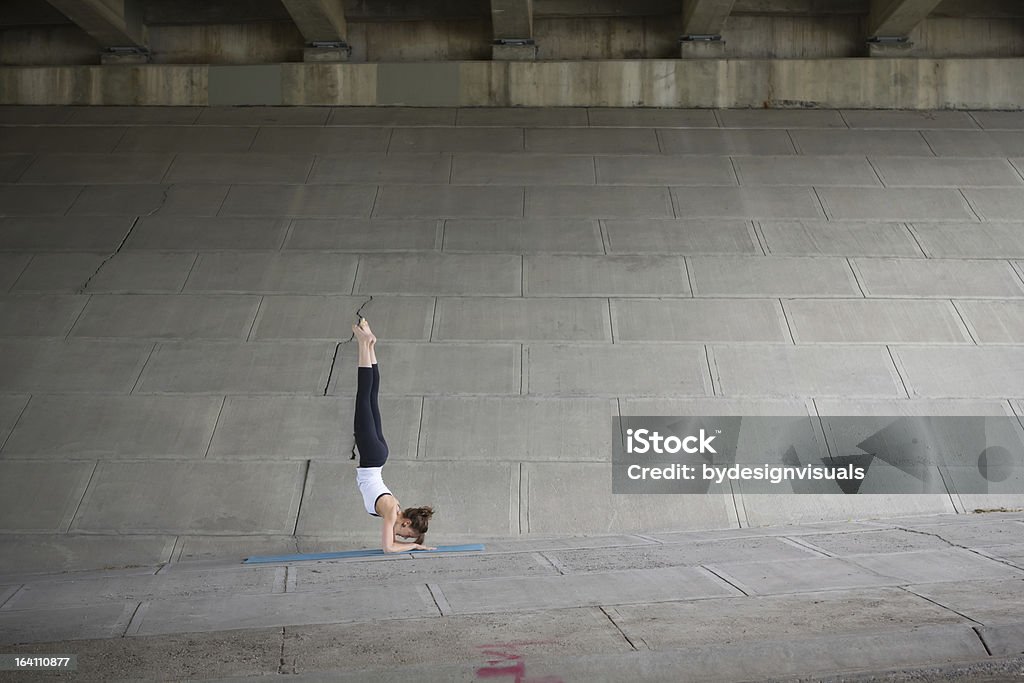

{"left": 351, "top": 318, "right": 435, "bottom": 553}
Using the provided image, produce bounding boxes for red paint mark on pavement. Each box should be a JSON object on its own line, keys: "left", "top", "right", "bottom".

{"left": 474, "top": 643, "right": 564, "bottom": 683}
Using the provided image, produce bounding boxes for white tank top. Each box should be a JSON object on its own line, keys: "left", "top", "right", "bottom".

{"left": 356, "top": 467, "right": 393, "bottom": 517}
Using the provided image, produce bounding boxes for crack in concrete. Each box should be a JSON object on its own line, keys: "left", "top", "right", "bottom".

{"left": 322, "top": 295, "right": 374, "bottom": 396}
{"left": 76, "top": 216, "right": 139, "bottom": 294}
{"left": 893, "top": 523, "right": 1024, "bottom": 572}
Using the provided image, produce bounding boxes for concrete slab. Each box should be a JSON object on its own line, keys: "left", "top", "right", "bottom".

{"left": 0, "top": 254, "right": 30, "bottom": 292}
{"left": 173, "top": 535, "right": 299, "bottom": 563}
{"left": 719, "top": 109, "right": 848, "bottom": 129}
{"left": 219, "top": 184, "right": 376, "bottom": 217}
{"left": 527, "top": 186, "right": 673, "bottom": 218}
{"left": 207, "top": 395, "right": 421, "bottom": 461}
{"left": 0, "top": 293, "right": 87, "bottom": 337}
{"left": 436, "top": 565, "right": 739, "bottom": 614}
{"left": 451, "top": 153, "right": 595, "bottom": 185}
{"left": 971, "top": 112, "right": 1024, "bottom": 130}
{"left": 0, "top": 184, "right": 82, "bottom": 215}
{"left": 184, "top": 252, "right": 358, "bottom": 294}
{"left": 0, "top": 339, "right": 152, "bottom": 393}
{"left": 711, "top": 344, "right": 906, "bottom": 397}
{"left": 734, "top": 156, "right": 881, "bottom": 186}
{"left": 70, "top": 294, "right": 260, "bottom": 340}
{"left": 842, "top": 110, "right": 979, "bottom": 130}
{"left": 784, "top": 299, "right": 971, "bottom": 343}
{"left": 456, "top": 107, "right": 588, "bottom": 127}
{"left": 308, "top": 154, "right": 451, "bottom": 185}
{"left": 814, "top": 398, "right": 1016, "bottom": 417}
{"left": 19, "top": 153, "right": 174, "bottom": 184}
{"left": 588, "top": 108, "right": 717, "bottom": 128}
{"left": 0, "top": 393, "right": 28, "bottom": 444}
{"left": 672, "top": 186, "right": 825, "bottom": 219}
{"left": 0, "top": 602, "right": 137, "bottom": 645}
{"left": 478, "top": 535, "right": 653, "bottom": 553}
{"left": 433, "top": 297, "right": 610, "bottom": 341}
{"left": 689, "top": 256, "right": 860, "bottom": 297}
{"left": 525, "top": 128, "right": 658, "bottom": 154}
{"left": 355, "top": 253, "right": 521, "bottom": 296}
{"left": 251, "top": 295, "right": 434, "bottom": 341}
{"left": 419, "top": 396, "right": 615, "bottom": 461}
{"left": 132, "top": 584, "right": 436, "bottom": 636}
{"left": 894, "top": 346, "right": 1024, "bottom": 398}
{"left": 606, "top": 586, "right": 962, "bottom": 648}
{"left": 330, "top": 342, "right": 521, "bottom": 396}
{"left": 4, "top": 566, "right": 280, "bottom": 611}
{"left": 911, "top": 222, "right": 1024, "bottom": 259}
{"left": 847, "top": 548, "right": 1023, "bottom": 584}
{"left": 373, "top": 185, "right": 524, "bottom": 218}
{"left": 923, "top": 130, "right": 1024, "bottom": 157}
{"left": 113, "top": 125, "right": 257, "bottom": 152}
{"left": 66, "top": 107, "right": 199, "bottom": 125}
{"left": 871, "top": 157, "right": 1023, "bottom": 188}
{"left": 164, "top": 153, "right": 312, "bottom": 184}
{"left": 620, "top": 397, "right": 811, "bottom": 417}
{"left": 657, "top": 129, "right": 796, "bottom": 155}
{"left": 0, "top": 153, "right": 33, "bottom": 182}
{"left": 291, "top": 553, "right": 556, "bottom": 591}
{"left": 797, "top": 529, "right": 954, "bottom": 555}
{"left": 899, "top": 519, "right": 1024, "bottom": 547}
{"left": 249, "top": 127, "right": 390, "bottom": 153}
{"left": 68, "top": 184, "right": 229, "bottom": 216}
{"left": 0, "top": 126, "right": 123, "bottom": 153}
{"left": 125, "top": 216, "right": 289, "bottom": 251}
{"left": 956, "top": 301, "right": 1024, "bottom": 344}
{"left": 818, "top": 187, "right": 977, "bottom": 221}
{"left": 525, "top": 343, "right": 712, "bottom": 396}
{"left": 296, "top": 461, "right": 518, "bottom": 536}
{"left": 791, "top": 130, "right": 935, "bottom": 156}
{"left": 604, "top": 219, "right": 759, "bottom": 255}
{"left": 71, "top": 460, "right": 306, "bottom": 534}
{"left": 135, "top": 341, "right": 334, "bottom": 395}
{"left": 908, "top": 577, "right": 1024, "bottom": 625}
{"left": 980, "top": 543, "right": 1024, "bottom": 566}
{"left": 0, "top": 106, "right": 73, "bottom": 125}
{"left": 389, "top": 127, "right": 524, "bottom": 153}
{"left": 547, "top": 536, "right": 814, "bottom": 573}
{"left": 707, "top": 556, "right": 899, "bottom": 595}
{"left": 963, "top": 188, "right": 1024, "bottom": 221}
{"left": 327, "top": 107, "right": 456, "bottom": 126}
{"left": 195, "top": 107, "right": 330, "bottom": 126}
{"left": 741, "top": 494, "right": 956, "bottom": 527}
{"left": 86, "top": 252, "right": 200, "bottom": 293}
{"left": 0, "top": 216, "right": 134, "bottom": 250}
{"left": 442, "top": 218, "right": 603, "bottom": 253}
{"left": 976, "top": 623, "right": 1024, "bottom": 657}
{"left": 759, "top": 220, "right": 923, "bottom": 257}
{"left": 281, "top": 609, "right": 630, "bottom": 674}
{"left": 523, "top": 462, "right": 736, "bottom": 533}
{"left": 0, "top": 534, "right": 173, "bottom": 577}
{"left": 525, "top": 255, "right": 688, "bottom": 296}
{"left": 0, "top": 461, "right": 94, "bottom": 532}
{"left": 851, "top": 258, "right": 1024, "bottom": 298}
{"left": 285, "top": 218, "right": 440, "bottom": 251}
{"left": 6, "top": 254, "right": 102, "bottom": 292}
{"left": 2, "top": 395, "right": 221, "bottom": 458}
{"left": 612, "top": 298, "right": 790, "bottom": 342}
{"left": 595, "top": 155, "right": 736, "bottom": 185}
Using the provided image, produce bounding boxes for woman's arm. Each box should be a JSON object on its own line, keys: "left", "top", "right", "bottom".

{"left": 380, "top": 498, "right": 436, "bottom": 552}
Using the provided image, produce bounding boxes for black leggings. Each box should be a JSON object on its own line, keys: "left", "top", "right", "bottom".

{"left": 354, "top": 364, "right": 389, "bottom": 468}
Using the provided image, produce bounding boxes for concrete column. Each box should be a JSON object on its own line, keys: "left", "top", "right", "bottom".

{"left": 491, "top": 0, "right": 536, "bottom": 61}
{"left": 45, "top": 0, "right": 148, "bottom": 62}
{"left": 679, "top": 0, "right": 736, "bottom": 58}
{"left": 280, "top": 0, "right": 351, "bottom": 62}
{"left": 867, "top": 0, "right": 942, "bottom": 55}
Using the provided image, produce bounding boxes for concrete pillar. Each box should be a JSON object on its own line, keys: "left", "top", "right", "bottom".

{"left": 491, "top": 0, "right": 536, "bottom": 61}
{"left": 867, "top": 0, "right": 943, "bottom": 53}
{"left": 280, "top": 0, "right": 351, "bottom": 62}
{"left": 45, "top": 0, "right": 149, "bottom": 62}
{"left": 679, "top": 0, "right": 735, "bottom": 58}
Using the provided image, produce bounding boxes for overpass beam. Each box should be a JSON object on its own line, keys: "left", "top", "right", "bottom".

{"left": 280, "top": 0, "right": 351, "bottom": 62}
{"left": 679, "top": 0, "right": 736, "bottom": 58}
{"left": 491, "top": 0, "right": 537, "bottom": 61}
{"left": 45, "top": 0, "right": 148, "bottom": 62}
{"left": 867, "top": 0, "right": 943, "bottom": 55}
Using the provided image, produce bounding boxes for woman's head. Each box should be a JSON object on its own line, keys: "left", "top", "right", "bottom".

{"left": 394, "top": 505, "right": 434, "bottom": 544}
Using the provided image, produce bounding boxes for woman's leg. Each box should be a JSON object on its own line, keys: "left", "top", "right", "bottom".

{"left": 353, "top": 321, "right": 388, "bottom": 467}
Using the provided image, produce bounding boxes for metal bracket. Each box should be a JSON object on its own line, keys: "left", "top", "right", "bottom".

{"left": 867, "top": 36, "right": 909, "bottom": 44}
{"left": 310, "top": 40, "right": 351, "bottom": 52}
{"left": 493, "top": 38, "right": 535, "bottom": 46}
{"left": 104, "top": 46, "right": 149, "bottom": 55}
{"left": 679, "top": 34, "right": 722, "bottom": 43}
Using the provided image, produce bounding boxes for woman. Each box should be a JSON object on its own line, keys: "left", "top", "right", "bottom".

{"left": 351, "top": 318, "right": 436, "bottom": 553}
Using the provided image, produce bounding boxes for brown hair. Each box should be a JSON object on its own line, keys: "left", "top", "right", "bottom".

{"left": 403, "top": 506, "right": 434, "bottom": 544}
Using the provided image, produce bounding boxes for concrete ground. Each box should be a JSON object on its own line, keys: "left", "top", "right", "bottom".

{"left": 1, "top": 105, "right": 1024, "bottom": 679}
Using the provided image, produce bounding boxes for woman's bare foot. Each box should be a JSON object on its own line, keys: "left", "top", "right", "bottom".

{"left": 352, "top": 318, "right": 376, "bottom": 345}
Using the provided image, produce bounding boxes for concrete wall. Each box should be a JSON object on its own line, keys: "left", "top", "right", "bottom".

{"left": 2, "top": 58, "right": 1023, "bottom": 109}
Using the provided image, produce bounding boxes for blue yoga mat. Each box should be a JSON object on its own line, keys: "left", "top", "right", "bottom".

{"left": 243, "top": 543, "right": 485, "bottom": 564}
